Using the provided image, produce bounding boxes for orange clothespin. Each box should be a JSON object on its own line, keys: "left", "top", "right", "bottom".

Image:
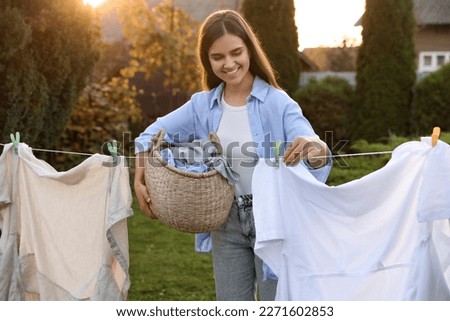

{"left": 431, "top": 127, "right": 441, "bottom": 147}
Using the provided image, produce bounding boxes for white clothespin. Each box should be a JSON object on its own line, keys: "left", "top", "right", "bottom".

{"left": 10, "top": 132, "right": 20, "bottom": 155}
{"left": 107, "top": 140, "right": 118, "bottom": 164}
{"left": 274, "top": 140, "right": 282, "bottom": 168}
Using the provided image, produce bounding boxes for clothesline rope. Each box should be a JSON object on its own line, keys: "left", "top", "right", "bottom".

{"left": 30, "top": 147, "right": 94, "bottom": 157}
{"left": 0, "top": 142, "right": 97, "bottom": 157}
{"left": 1, "top": 141, "right": 393, "bottom": 159}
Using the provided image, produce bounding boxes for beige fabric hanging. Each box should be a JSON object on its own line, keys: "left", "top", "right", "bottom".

{"left": 0, "top": 143, "right": 132, "bottom": 300}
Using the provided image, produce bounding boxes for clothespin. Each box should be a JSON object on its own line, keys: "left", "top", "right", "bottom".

{"left": 107, "top": 140, "right": 118, "bottom": 163}
{"left": 10, "top": 132, "right": 20, "bottom": 155}
{"left": 274, "top": 140, "right": 282, "bottom": 168}
{"left": 431, "top": 127, "right": 440, "bottom": 147}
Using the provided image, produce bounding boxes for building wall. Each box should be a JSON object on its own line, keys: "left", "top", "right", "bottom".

{"left": 415, "top": 25, "right": 450, "bottom": 53}
{"left": 299, "top": 72, "right": 356, "bottom": 87}
{"left": 415, "top": 25, "right": 450, "bottom": 78}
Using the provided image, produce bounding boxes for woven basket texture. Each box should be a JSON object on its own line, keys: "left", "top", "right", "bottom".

{"left": 145, "top": 129, "right": 234, "bottom": 233}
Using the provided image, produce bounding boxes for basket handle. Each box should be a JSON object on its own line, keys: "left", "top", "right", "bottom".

{"left": 209, "top": 132, "right": 224, "bottom": 156}
{"left": 151, "top": 129, "right": 166, "bottom": 154}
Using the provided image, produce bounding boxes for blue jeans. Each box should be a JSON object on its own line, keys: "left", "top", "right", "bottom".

{"left": 211, "top": 195, "right": 277, "bottom": 301}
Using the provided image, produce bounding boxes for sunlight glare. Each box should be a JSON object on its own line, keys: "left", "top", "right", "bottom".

{"left": 294, "top": 0, "right": 366, "bottom": 49}
{"left": 83, "top": 0, "right": 107, "bottom": 8}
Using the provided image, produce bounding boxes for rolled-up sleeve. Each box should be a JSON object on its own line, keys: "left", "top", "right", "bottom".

{"left": 283, "top": 100, "right": 332, "bottom": 183}
{"left": 134, "top": 98, "right": 200, "bottom": 154}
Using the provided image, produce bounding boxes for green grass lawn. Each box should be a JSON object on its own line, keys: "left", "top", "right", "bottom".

{"left": 127, "top": 197, "right": 216, "bottom": 301}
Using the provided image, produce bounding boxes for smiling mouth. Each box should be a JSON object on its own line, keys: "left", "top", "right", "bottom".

{"left": 225, "top": 67, "right": 239, "bottom": 75}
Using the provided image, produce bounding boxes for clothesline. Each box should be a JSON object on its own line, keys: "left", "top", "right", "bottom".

{"left": 0, "top": 142, "right": 109, "bottom": 157}
{"left": 0, "top": 141, "right": 393, "bottom": 159}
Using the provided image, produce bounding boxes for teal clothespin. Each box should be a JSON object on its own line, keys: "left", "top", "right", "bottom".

{"left": 274, "top": 140, "right": 282, "bottom": 168}
{"left": 107, "top": 139, "right": 118, "bottom": 164}
{"left": 10, "top": 132, "right": 20, "bottom": 155}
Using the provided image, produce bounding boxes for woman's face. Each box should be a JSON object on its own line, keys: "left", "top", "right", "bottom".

{"left": 208, "top": 33, "right": 252, "bottom": 88}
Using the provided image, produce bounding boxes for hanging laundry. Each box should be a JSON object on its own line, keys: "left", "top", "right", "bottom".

{"left": 253, "top": 137, "right": 450, "bottom": 300}
{"left": 0, "top": 143, "right": 132, "bottom": 300}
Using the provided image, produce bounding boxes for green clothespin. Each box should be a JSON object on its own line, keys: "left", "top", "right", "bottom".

{"left": 10, "top": 132, "right": 20, "bottom": 155}
{"left": 274, "top": 140, "right": 282, "bottom": 168}
{"left": 107, "top": 139, "right": 118, "bottom": 164}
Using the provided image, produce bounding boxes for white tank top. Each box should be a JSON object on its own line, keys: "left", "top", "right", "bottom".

{"left": 217, "top": 95, "right": 257, "bottom": 196}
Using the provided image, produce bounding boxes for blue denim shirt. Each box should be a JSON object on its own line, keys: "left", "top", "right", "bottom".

{"left": 135, "top": 76, "right": 331, "bottom": 181}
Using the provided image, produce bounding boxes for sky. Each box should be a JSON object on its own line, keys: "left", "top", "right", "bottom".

{"left": 84, "top": 0, "right": 367, "bottom": 50}
{"left": 294, "top": 0, "right": 366, "bottom": 49}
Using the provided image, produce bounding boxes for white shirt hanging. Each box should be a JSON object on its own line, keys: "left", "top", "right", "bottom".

{"left": 253, "top": 138, "right": 450, "bottom": 300}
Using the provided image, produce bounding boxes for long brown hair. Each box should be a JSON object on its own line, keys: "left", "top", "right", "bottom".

{"left": 197, "top": 10, "right": 280, "bottom": 90}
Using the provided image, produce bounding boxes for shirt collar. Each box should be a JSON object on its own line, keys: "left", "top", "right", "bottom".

{"left": 250, "top": 76, "right": 270, "bottom": 103}
{"left": 210, "top": 83, "right": 225, "bottom": 109}
{"left": 209, "top": 75, "right": 269, "bottom": 110}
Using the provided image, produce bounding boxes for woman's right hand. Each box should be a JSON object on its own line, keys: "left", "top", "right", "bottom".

{"left": 134, "top": 181, "right": 157, "bottom": 219}
{"left": 134, "top": 152, "right": 158, "bottom": 219}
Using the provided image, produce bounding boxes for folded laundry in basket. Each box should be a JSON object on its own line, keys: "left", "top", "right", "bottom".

{"left": 160, "top": 137, "right": 240, "bottom": 185}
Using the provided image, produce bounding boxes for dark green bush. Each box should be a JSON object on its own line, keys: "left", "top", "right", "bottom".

{"left": 293, "top": 76, "right": 354, "bottom": 141}
{"left": 411, "top": 63, "right": 450, "bottom": 134}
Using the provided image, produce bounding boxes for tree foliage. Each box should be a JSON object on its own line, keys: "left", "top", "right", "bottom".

{"left": 0, "top": 0, "right": 101, "bottom": 148}
{"left": 354, "top": 0, "right": 416, "bottom": 142}
{"left": 118, "top": 0, "right": 200, "bottom": 96}
{"left": 241, "top": 0, "right": 300, "bottom": 93}
{"left": 50, "top": 38, "right": 144, "bottom": 169}
{"left": 58, "top": 75, "right": 142, "bottom": 159}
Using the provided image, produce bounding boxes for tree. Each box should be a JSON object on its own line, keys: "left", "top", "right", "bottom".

{"left": 0, "top": 4, "right": 46, "bottom": 144}
{"left": 118, "top": 0, "right": 200, "bottom": 115}
{"left": 46, "top": 35, "right": 144, "bottom": 170}
{"left": 241, "top": 0, "right": 300, "bottom": 93}
{"left": 354, "top": 0, "right": 416, "bottom": 142}
{"left": 56, "top": 74, "right": 143, "bottom": 168}
{"left": 0, "top": 0, "right": 100, "bottom": 147}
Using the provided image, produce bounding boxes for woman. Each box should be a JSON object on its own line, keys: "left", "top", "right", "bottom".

{"left": 134, "top": 10, "right": 331, "bottom": 301}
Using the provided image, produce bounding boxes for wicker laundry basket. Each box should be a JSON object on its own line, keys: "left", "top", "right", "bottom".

{"left": 144, "top": 129, "right": 235, "bottom": 233}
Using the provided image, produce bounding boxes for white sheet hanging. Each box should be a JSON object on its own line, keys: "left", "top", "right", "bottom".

{"left": 0, "top": 143, "right": 133, "bottom": 300}
{"left": 253, "top": 138, "right": 450, "bottom": 300}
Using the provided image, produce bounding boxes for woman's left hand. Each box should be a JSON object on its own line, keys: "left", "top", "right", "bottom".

{"left": 283, "top": 137, "right": 328, "bottom": 168}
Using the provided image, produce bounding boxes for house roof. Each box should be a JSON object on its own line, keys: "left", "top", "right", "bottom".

{"left": 301, "top": 47, "right": 359, "bottom": 72}
{"left": 299, "top": 52, "right": 319, "bottom": 71}
{"left": 414, "top": 0, "right": 450, "bottom": 25}
{"left": 355, "top": 0, "right": 450, "bottom": 26}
